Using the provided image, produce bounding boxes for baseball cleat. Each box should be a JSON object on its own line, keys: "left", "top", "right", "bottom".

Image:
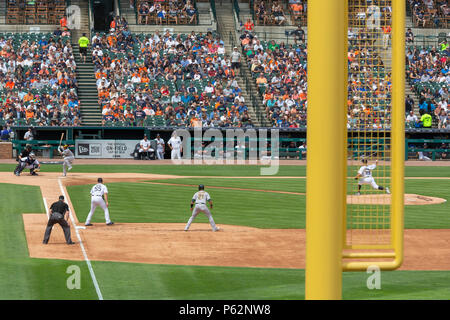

{"left": 106, "top": 222, "right": 114, "bottom": 225}
{"left": 213, "top": 227, "right": 220, "bottom": 232}
{"left": 386, "top": 187, "right": 391, "bottom": 194}
{"left": 15, "top": 172, "right": 20, "bottom": 176}
{"left": 67, "top": 241, "right": 76, "bottom": 245}
{"left": 355, "top": 192, "right": 361, "bottom": 196}
{"left": 68, "top": 166, "right": 72, "bottom": 171}
{"left": 85, "top": 223, "right": 93, "bottom": 226}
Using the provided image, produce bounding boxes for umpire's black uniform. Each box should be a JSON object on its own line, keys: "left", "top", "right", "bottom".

{"left": 43, "top": 196, "right": 75, "bottom": 245}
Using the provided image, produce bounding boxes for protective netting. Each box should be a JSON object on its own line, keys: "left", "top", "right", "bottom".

{"left": 346, "top": 0, "right": 393, "bottom": 248}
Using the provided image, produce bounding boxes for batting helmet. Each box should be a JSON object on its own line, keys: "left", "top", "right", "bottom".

{"left": 198, "top": 184, "right": 204, "bottom": 190}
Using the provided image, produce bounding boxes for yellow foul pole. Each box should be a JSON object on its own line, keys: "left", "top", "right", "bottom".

{"left": 306, "top": 0, "right": 347, "bottom": 300}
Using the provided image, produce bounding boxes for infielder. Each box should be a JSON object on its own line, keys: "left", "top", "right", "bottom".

{"left": 139, "top": 134, "right": 153, "bottom": 160}
{"left": 184, "top": 184, "right": 219, "bottom": 232}
{"left": 155, "top": 133, "right": 165, "bottom": 160}
{"left": 85, "top": 177, "right": 114, "bottom": 226}
{"left": 354, "top": 159, "right": 390, "bottom": 195}
{"left": 14, "top": 152, "right": 40, "bottom": 176}
{"left": 58, "top": 145, "right": 75, "bottom": 177}
{"left": 168, "top": 132, "right": 182, "bottom": 160}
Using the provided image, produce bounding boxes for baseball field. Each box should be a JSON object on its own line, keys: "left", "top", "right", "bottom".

{"left": 0, "top": 160, "right": 449, "bottom": 300}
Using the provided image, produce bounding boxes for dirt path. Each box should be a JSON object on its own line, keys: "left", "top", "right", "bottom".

{"left": 1, "top": 171, "right": 449, "bottom": 271}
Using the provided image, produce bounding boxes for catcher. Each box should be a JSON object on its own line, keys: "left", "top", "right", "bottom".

{"left": 58, "top": 144, "right": 75, "bottom": 177}
{"left": 15, "top": 152, "right": 40, "bottom": 176}
{"left": 14, "top": 144, "right": 32, "bottom": 175}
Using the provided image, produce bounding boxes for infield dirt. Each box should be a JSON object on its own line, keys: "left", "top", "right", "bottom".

{"left": 1, "top": 172, "right": 449, "bottom": 271}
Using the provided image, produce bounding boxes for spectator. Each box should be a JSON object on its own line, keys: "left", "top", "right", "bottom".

{"left": 0, "top": 125, "right": 11, "bottom": 141}
{"left": 406, "top": 28, "right": 414, "bottom": 43}
{"left": 231, "top": 47, "right": 242, "bottom": 76}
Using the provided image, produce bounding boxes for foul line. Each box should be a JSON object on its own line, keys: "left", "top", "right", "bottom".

{"left": 43, "top": 197, "right": 49, "bottom": 220}
{"left": 58, "top": 179, "right": 104, "bottom": 300}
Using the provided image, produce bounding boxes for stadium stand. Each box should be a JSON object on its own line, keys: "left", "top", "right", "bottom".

{"left": 90, "top": 19, "right": 253, "bottom": 128}
{"left": 409, "top": 0, "right": 449, "bottom": 28}
{"left": 6, "top": 0, "right": 66, "bottom": 25}
{"left": 134, "top": 0, "right": 198, "bottom": 25}
{"left": 0, "top": 32, "right": 80, "bottom": 127}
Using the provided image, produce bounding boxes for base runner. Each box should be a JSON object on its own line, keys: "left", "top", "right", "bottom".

{"left": 354, "top": 159, "right": 390, "bottom": 195}
{"left": 184, "top": 184, "right": 219, "bottom": 232}
{"left": 58, "top": 145, "right": 75, "bottom": 177}
{"left": 85, "top": 177, "right": 114, "bottom": 226}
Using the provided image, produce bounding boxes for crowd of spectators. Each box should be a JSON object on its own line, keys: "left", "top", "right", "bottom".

{"left": 0, "top": 32, "right": 81, "bottom": 128}
{"left": 254, "top": 0, "right": 288, "bottom": 26}
{"left": 240, "top": 30, "right": 307, "bottom": 127}
{"left": 240, "top": 24, "right": 392, "bottom": 129}
{"left": 136, "top": 0, "right": 197, "bottom": 25}
{"left": 91, "top": 20, "right": 253, "bottom": 128}
{"left": 409, "top": 0, "right": 449, "bottom": 28}
{"left": 406, "top": 43, "right": 449, "bottom": 128}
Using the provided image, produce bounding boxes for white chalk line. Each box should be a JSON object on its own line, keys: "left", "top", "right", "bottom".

{"left": 58, "top": 179, "right": 104, "bottom": 300}
{"left": 43, "top": 197, "right": 49, "bottom": 220}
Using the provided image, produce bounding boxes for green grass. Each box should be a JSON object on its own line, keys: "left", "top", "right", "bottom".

{"left": 67, "top": 182, "right": 304, "bottom": 229}
{"left": 89, "top": 263, "right": 450, "bottom": 299}
{"left": 1, "top": 163, "right": 450, "bottom": 177}
{"left": 0, "top": 183, "right": 98, "bottom": 299}
{"left": 68, "top": 178, "right": 450, "bottom": 229}
{"left": 3, "top": 183, "right": 450, "bottom": 299}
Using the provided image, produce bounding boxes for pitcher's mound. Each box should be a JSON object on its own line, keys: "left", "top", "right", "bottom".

{"left": 347, "top": 193, "right": 446, "bottom": 205}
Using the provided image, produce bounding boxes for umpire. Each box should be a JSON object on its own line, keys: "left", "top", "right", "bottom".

{"left": 43, "top": 195, "right": 75, "bottom": 245}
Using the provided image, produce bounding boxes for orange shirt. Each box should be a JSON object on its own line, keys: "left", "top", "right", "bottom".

{"left": 25, "top": 109, "right": 34, "bottom": 120}
{"left": 60, "top": 17, "right": 67, "bottom": 28}
{"left": 5, "top": 81, "right": 14, "bottom": 89}
{"left": 244, "top": 21, "right": 254, "bottom": 31}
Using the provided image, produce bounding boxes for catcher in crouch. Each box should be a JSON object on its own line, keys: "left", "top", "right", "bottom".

{"left": 15, "top": 152, "right": 40, "bottom": 176}
{"left": 354, "top": 159, "right": 390, "bottom": 195}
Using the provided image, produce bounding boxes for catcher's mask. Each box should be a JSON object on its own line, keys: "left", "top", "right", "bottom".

{"left": 198, "top": 184, "right": 204, "bottom": 190}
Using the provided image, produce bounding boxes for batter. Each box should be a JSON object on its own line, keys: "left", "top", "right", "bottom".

{"left": 58, "top": 145, "right": 75, "bottom": 177}
{"left": 355, "top": 159, "right": 390, "bottom": 195}
{"left": 184, "top": 184, "right": 219, "bottom": 232}
{"left": 85, "top": 177, "right": 114, "bottom": 226}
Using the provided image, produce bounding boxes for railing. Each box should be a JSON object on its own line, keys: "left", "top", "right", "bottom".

{"left": 209, "top": 0, "right": 216, "bottom": 22}
{"left": 406, "top": 139, "right": 450, "bottom": 160}
{"left": 233, "top": 0, "right": 240, "bottom": 23}
{"left": 409, "top": 34, "right": 448, "bottom": 48}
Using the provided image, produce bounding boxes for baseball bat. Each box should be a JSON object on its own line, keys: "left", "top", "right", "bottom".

{"left": 59, "top": 132, "right": 64, "bottom": 148}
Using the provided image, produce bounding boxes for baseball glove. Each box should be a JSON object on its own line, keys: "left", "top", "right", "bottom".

{"left": 34, "top": 168, "right": 41, "bottom": 172}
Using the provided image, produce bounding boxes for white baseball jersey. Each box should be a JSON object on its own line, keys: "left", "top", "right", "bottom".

{"left": 61, "top": 148, "right": 74, "bottom": 158}
{"left": 192, "top": 191, "right": 211, "bottom": 205}
{"left": 140, "top": 139, "right": 151, "bottom": 149}
{"left": 90, "top": 183, "right": 108, "bottom": 198}
{"left": 168, "top": 136, "right": 182, "bottom": 149}
{"left": 358, "top": 164, "right": 376, "bottom": 178}
{"left": 155, "top": 138, "right": 165, "bottom": 150}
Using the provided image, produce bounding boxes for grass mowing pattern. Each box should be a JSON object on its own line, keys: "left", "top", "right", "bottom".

{"left": 1, "top": 163, "right": 450, "bottom": 177}
{"left": 89, "top": 261, "right": 450, "bottom": 299}
{"left": 68, "top": 182, "right": 304, "bottom": 229}
{"left": 0, "top": 183, "right": 98, "bottom": 299}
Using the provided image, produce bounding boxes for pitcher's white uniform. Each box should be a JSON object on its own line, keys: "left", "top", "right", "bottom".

{"left": 155, "top": 137, "right": 165, "bottom": 160}
{"left": 184, "top": 190, "right": 218, "bottom": 231}
{"left": 85, "top": 183, "right": 112, "bottom": 225}
{"left": 357, "top": 164, "right": 379, "bottom": 189}
{"left": 168, "top": 135, "right": 182, "bottom": 159}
